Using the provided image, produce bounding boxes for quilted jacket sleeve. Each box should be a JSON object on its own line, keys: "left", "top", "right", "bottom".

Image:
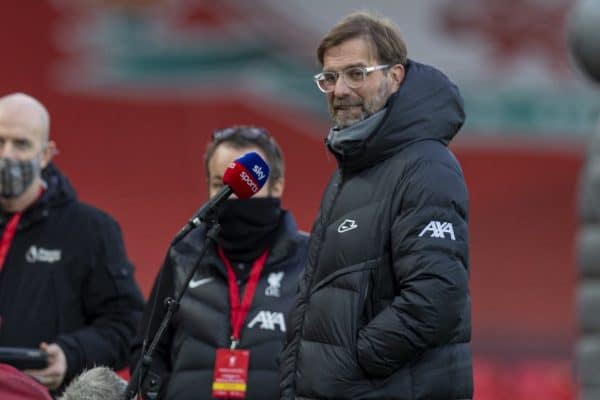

{"left": 357, "top": 158, "right": 470, "bottom": 377}
{"left": 55, "top": 214, "right": 145, "bottom": 383}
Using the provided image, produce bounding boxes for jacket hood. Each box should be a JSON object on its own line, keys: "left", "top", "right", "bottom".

{"left": 329, "top": 60, "right": 465, "bottom": 171}
{"left": 40, "top": 163, "right": 77, "bottom": 209}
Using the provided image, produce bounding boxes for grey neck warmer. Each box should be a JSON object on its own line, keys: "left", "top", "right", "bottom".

{"left": 327, "top": 108, "right": 387, "bottom": 155}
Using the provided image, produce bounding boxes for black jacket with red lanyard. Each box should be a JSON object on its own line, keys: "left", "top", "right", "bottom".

{"left": 0, "top": 164, "right": 145, "bottom": 394}
{"left": 132, "top": 211, "right": 308, "bottom": 400}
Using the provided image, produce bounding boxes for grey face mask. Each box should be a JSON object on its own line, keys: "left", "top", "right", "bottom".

{"left": 0, "top": 157, "right": 41, "bottom": 199}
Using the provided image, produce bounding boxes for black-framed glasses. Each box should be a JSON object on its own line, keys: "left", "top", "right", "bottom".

{"left": 211, "top": 126, "right": 271, "bottom": 142}
{"left": 313, "top": 64, "right": 389, "bottom": 93}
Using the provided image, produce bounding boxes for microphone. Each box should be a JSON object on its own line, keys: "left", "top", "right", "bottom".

{"left": 172, "top": 152, "right": 270, "bottom": 244}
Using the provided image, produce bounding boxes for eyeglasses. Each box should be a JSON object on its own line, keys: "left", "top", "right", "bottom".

{"left": 313, "top": 64, "right": 389, "bottom": 93}
{"left": 211, "top": 126, "right": 270, "bottom": 142}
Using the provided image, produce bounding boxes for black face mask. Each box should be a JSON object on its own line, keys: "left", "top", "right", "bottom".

{"left": 0, "top": 157, "right": 40, "bottom": 199}
{"left": 217, "top": 197, "right": 283, "bottom": 263}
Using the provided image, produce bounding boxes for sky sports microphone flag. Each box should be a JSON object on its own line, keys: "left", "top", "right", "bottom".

{"left": 223, "top": 152, "right": 270, "bottom": 199}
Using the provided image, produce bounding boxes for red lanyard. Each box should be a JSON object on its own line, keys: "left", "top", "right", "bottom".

{"left": 0, "top": 212, "right": 22, "bottom": 272}
{"left": 0, "top": 187, "right": 45, "bottom": 272}
{"left": 217, "top": 246, "right": 269, "bottom": 350}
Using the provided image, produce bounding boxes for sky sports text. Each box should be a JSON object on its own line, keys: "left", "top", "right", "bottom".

{"left": 252, "top": 164, "right": 266, "bottom": 181}
{"left": 240, "top": 171, "right": 260, "bottom": 193}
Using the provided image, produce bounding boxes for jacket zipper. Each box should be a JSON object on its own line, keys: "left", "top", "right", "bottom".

{"left": 296, "top": 170, "right": 344, "bottom": 331}
{"left": 310, "top": 170, "right": 344, "bottom": 288}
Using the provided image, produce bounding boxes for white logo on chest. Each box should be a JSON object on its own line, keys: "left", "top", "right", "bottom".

{"left": 247, "top": 310, "right": 286, "bottom": 332}
{"left": 337, "top": 219, "right": 358, "bottom": 233}
{"left": 25, "top": 246, "right": 62, "bottom": 263}
{"left": 265, "top": 271, "right": 284, "bottom": 297}
{"left": 189, "top": 277, "right": 214, "bottom": 288}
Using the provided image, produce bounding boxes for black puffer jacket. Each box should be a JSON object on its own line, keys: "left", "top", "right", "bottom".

{"left": 133, "top": 212, "right": 308, "bottom": 400}
{"left": 280, "top": 61, "right": 472, "bottom": 400}
{"left": 0, "top": 164, "right": 145, "bottom": 393}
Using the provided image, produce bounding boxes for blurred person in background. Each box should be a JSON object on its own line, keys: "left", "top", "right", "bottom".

{"left": 0, "top": 363, "right": 53, "bottom": 400}
{"left": 577, "top": 119, "right": 600, "bottom": 399}
{"left": 280, "top": 11, "right": 472, "bottom": 400}
{"left": 131, "top": 126, "right": 308, "bottom": 400}
{"left": 58, "top": 366, "right": 127, "bottom": 400}
{"left": 569, "top": 1, "right": 600, "bottom": 398}
{"left": 0, "top": 93, "right": 145, "bottom": 395}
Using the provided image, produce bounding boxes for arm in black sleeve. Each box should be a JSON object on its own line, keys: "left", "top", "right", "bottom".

{"left": 279, "top": 264, "right": 311, "bottom": 400}
{"left": 357, "top": 159, "right": 470, "bottom": 377}
{"left": 55, "top": 215, "right": 145, "bottom": 382}
{"left": 279, "top": 210, "right": 324, "bottom": 400}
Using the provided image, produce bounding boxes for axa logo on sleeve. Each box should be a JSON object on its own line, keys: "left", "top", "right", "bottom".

{"left": 418, "top": 221, "right": 456, "bottom": 240}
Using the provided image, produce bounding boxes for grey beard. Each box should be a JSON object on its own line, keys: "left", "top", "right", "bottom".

{"left": 332, "top": 108, "right": 369, "bottom": 130}
{"left": 329, "top": 78, "right": 392, "bottom": 129}
{"left": 327, "top": 107, "right": 388, "bottom": 154}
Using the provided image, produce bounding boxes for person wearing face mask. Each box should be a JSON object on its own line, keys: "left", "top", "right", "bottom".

{"left": 0, "top": 93, "right": 145, "bottom": 396}
{"left": 131, "top": 126, "right": 308, "bottom": 400}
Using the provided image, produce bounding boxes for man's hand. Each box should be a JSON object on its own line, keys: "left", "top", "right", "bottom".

{"left": 24, "top": 342, "right": 68, "bottom": 390}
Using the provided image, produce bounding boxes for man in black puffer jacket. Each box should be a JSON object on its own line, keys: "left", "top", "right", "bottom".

{"left": 132, "top": 126, "right": 308, "bottom": 400}
{"left": 280, "top": 12, "right": 472, "bottom": 400}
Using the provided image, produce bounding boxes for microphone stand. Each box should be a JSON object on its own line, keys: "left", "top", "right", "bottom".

{"left": 123, "top": 212, "right": 221, "bottom": 400}
{"left": 170, "top": 187, "right": 232, "bottom": 247}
